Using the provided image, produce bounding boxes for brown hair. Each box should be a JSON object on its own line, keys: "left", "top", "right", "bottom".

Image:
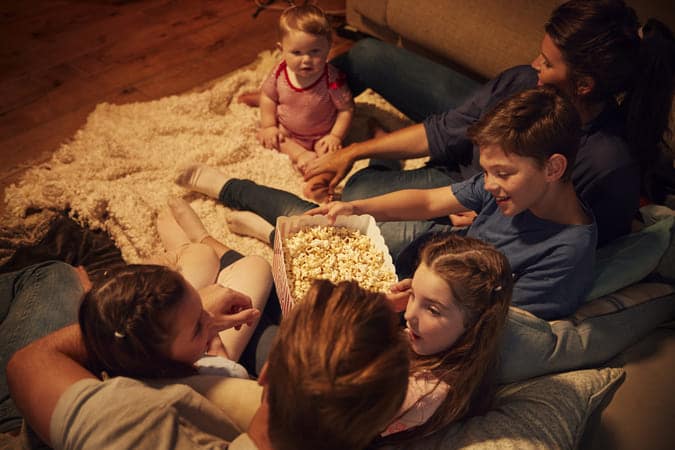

{"left": 266, "top": 280, "right": 409, "bottom": 450}
{"left": 78, "top": 264, "right": 197, "bottom": 379}
{"left": 546, "top": 0, "right": 674, "bottom": 175}
{"left": 381, "top": 233, "right": 513, "bottom": 444}
{"left": 278, "top": 4, "right": 332, "bottom": 43}
{"left": 468, "top": 86, "right": 581, "bottom": 181}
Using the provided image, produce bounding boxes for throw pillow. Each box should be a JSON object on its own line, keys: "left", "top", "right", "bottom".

{"left": 588, "top": 215, "right": 674, "bottom": 301}
{"left": 384, "top": 367, "right": 625, "bottom": 450}
{"left": 498, "top": 283, "right": 674, "bottom": 384}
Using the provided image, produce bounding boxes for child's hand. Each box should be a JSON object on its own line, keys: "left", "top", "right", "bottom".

{"left": 315, "top": 134, "right": 342, "bottom": 155}
{"left": 385, "top": 278, "right": 412, "bottom": 312}
{"left": 258, "top": 126, "right": 284, "bottom": 150}
{"left": 200, "top": 285, "right": 261, "bottom": 332}
{"left": 295, "top": 151, "right": 317, "bottom": 174}
{"left": 304, "top": 200, "right": 354, "bottom": 224}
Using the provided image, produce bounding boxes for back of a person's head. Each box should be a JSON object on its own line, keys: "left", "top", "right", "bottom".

{"left": 468, "top": 86, "right": 581, "bottom": 181}
{"left": 78, "top": 264, "right": 196, "bottom": 378}
{"left": 266, "top": 280, "right": 409, "bottom": 450}
{"left": 278, "top": 4, "right": 332, "bottom": 43}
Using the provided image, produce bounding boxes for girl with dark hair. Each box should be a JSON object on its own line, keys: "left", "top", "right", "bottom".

{"left": 78, "top": 264, "right": 260, "bottom": 379}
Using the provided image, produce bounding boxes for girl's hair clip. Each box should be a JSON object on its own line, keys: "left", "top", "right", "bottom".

{"left": 114, "top": 331, "right": 126, "bottom": 338}
{"left": 493, "top": 285, "right": 503, "bottom": 292}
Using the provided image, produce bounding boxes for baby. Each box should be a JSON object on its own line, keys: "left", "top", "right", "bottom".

{"left": 258, "top": 4, "right": 354, "bottom": 202}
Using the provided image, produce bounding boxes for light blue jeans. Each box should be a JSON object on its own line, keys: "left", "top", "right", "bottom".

{"left": 0, "top": 261, "right": 83, "bottom": 432}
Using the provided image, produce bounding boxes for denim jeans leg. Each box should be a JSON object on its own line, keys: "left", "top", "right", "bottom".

{"left": 0, "top": 261, "right": 83, "bottom": 432}
{"left": 331, "top": 38, "right": 483, "bottom": 122}
{"left": 342, "top": 164, "right": 461, "bottom": 201}
{"left": 218, "top": 179, "right": 318, "bottom": 226}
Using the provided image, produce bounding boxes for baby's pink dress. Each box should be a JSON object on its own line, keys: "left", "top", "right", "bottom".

{"left": 261, "top": 61, "right": 353, "bottom": 150}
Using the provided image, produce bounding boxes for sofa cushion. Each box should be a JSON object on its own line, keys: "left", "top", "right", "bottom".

{"left": 352, "top": 1, "right": 389, "bottom": 27}
{"left": 498, "top": 283, "right": 675, "bottom": 384}
{"left": 588, "top": 215, "right": 674, "bottom": 301}
{"left": 385, "top": 367, "right": 625, "bottom": 450}
{"left": 385, "top": 0, "right": 551, "bottom": 78}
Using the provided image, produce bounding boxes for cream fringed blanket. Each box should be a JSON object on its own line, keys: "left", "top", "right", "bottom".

{"left": 3, "top": 50, "right": 417, "bottom": 263}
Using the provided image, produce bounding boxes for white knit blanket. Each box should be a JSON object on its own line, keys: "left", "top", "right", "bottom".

{"left": 3, "top": 50, "right": 416, "bottom": 263}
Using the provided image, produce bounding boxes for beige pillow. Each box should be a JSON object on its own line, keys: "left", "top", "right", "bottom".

{"left": 385, "top": 367, "right": 625, "bottom": 450}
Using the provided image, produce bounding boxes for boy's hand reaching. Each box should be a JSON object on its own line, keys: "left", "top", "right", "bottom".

{"left": 305, "top": 200, "right": 355, "bottom": 224}
{"left": 314, "top": 134, "right": 342, "bottom": 155}
{"left": 258, "top": 125, "right": 284, "bottom": 150}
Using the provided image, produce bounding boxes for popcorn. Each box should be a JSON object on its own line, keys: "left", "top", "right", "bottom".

{"left": 282, "top": 225, "right": 398, "bottom": 303}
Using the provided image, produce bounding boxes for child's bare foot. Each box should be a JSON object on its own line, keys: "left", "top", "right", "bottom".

{"left": 226, "top": 211, "right": 275, "bottom": 245}
{"left": 237, "top": 90, "right": 260, "bottom": 107}
{"left": 168, "top": 197, "right": 209, "bottom": 243}
{"left": 157, "top": 205, "right": 191, "bottom": 251}
{"left": 175, "top": 164, "right": 227, "bottom": 199}
{"left": 295, "top": 151, "right": 317, "bottom": 174}
{"left": 367, "top": 117, "right": 389, "bottom": 138}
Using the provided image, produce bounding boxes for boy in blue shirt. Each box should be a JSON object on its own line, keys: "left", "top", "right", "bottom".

{"left": 309, "top": 87, "right": 596, "bottom": 320}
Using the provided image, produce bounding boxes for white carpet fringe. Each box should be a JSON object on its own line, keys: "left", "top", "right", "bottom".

{"left": 4, "top": 50, "right": 416, "bottom": 263}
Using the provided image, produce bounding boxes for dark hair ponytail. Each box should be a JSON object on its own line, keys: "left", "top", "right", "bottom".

{"left": 546, "top": 1, "right": 674, "bottom": 180}
{"left": 624, "top": 18, "right": 675, "bottom": 181}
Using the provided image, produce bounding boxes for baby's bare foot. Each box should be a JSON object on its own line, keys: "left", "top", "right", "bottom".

{"left": 168, "top": 197, "right": 209, "bottom": 243}
{"left": 236, "top": 90, "right": 260, "bottom": 107}
{"left": 175, "top": 164, "right": 227, "bottom": 199}
{"left": 226, "top": 211, "right": 275, "bottom": 246}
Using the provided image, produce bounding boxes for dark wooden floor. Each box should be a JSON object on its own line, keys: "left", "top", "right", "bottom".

{"left": 0, "top": 0, "right": 348, "bottom": 215}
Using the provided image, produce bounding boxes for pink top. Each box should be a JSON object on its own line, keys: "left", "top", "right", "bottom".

{"left": 381, "top": 372, "right": 450, "bottom": 436}
{"left": 261, "top": 61, "right": 353, "bottom": 148}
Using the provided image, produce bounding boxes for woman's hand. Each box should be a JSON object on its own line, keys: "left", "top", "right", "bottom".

{"left": 303, "top": 143, "right": 356, "bottom": 191}
{"left": 200, "top": 285, "right": 261, "bottom": 332}
{"left": 385, "top": 278, "right": 412, "bottom": 312}
{"left": 304, "top": 201, "right": 355, "bottom": 224}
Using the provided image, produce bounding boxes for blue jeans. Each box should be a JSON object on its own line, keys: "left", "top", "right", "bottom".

{"left": 331, "top": 38, "right": 483, "bottom": 122}
{"left": 0, "top": 261, "right": 84, "bottom": 432}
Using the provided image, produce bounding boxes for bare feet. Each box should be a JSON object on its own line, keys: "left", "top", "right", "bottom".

{"left": 157, "top": 205, "right": 191, "bottom": 251}
{"left": 295, "top": 150, "right": 317, "bottom": 174}
{"left": 237, "top": 90, "right": 260, "bottom": 107}
{"left": 168, "top": 197, "right": 209, "bottom": 243}
{"left": 175, "top": 164, "right": 228, "bottom": 199}
{"left": 226, "top": 211, "right": 275, "bottom": 245}
{"left": 367, "top": 117, "right": 389, "bottom": 138}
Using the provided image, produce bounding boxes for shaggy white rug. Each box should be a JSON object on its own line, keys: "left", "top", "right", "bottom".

{"left": 3, "top": 50, "right": 419, "bottom": 263}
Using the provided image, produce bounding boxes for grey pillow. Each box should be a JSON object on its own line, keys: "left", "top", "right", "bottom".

{"left": 385, "top": 367, "right": 625, "bottom": 450}
{"left": 498, "top": 283, "right": 675, "bottom": 384}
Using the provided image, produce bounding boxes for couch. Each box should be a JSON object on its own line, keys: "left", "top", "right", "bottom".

{"left": 345, "top": 1, "right": 675, "bottom": 449}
